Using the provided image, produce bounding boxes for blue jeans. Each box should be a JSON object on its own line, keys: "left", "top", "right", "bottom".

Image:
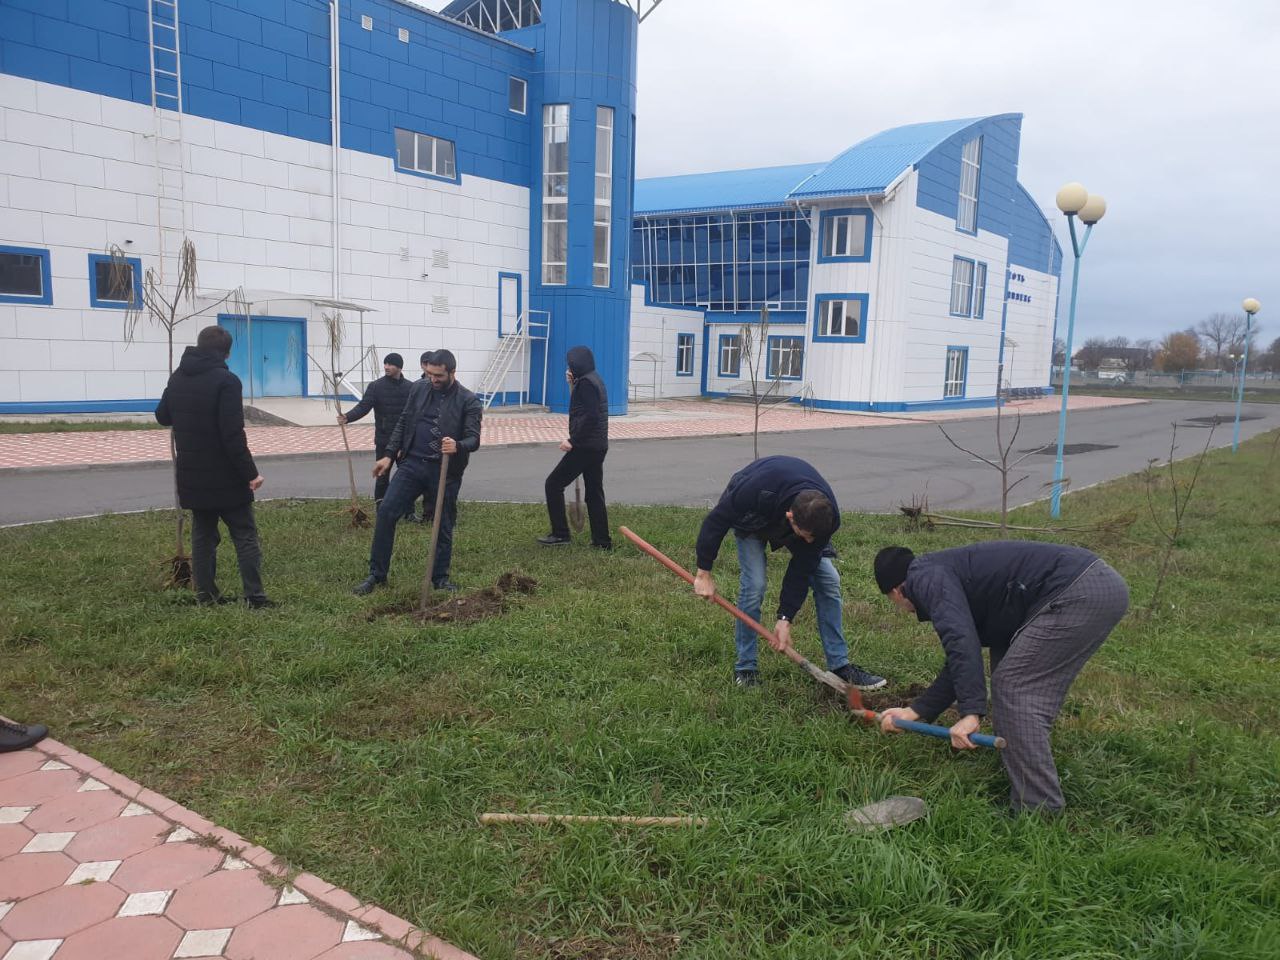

{"left": 368, "top": 457, "right": 461, "bottom": 584}
{"left": 733, "top": 533, "right": 848, "bottom": 673}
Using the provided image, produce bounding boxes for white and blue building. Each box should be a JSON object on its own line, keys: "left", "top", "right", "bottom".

{"left": 0, "top": 0, "right": 636, "bottom": 414}
{"left": 0, "top": 0, "right": 1059, "bottom": 417}
{"left": 629, "top": 114, "right": 1064, "bottom": 411}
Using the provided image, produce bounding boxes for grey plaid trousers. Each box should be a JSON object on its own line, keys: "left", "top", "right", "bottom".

{"left": 990, "top": 561, "right": 1129, "bottom": 812}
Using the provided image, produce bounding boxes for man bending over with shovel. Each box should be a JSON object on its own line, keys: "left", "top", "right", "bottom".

{"left": 352, "top": 349, "right": 482, "bottom": 596}
{"left": 694, "top": 456, "right": 887, "bottom": 691}
{"left": 872, "top": 542, "right": 1128, "bottom": 814}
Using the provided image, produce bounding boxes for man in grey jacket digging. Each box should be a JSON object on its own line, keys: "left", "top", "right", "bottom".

{"left": 872, "top": 541, "right": 1129, "bottom": 814}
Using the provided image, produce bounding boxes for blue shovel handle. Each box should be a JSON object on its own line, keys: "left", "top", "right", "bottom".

{"left": 892, "top": 717, "right": 1006, "bottom": 750}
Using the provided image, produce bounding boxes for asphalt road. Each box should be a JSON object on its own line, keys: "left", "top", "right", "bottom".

{"left": 4, "top": 400, "right": 1277, "bottom": 526}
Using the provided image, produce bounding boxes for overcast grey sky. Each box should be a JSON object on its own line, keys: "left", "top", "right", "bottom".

{"left": 431, "top": 0, "right": 1279, "bottom": 346}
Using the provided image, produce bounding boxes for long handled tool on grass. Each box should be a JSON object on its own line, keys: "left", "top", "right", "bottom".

{"left": 846, "top": 686, "right": 1006, "bottom": 750}
{"left": 620, "top": 526, "right": 845, "bottom": 693}
{"left": 418, "top": 453, "right": 452, "bottom": 610}
{"left": 569, "top": 478, "right": 586, "bottom": 533}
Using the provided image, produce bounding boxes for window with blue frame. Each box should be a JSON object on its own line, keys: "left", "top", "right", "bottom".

{"left": 676, "top": 333, "right": 694, "bottom": 376}
{"left": 973, "top": 261, "right": 987, "bottom": 319}
{"left": 394, "top": 128, "right": 456, "bottom": 180}
{"left": 0, "top": 246, "right": 52, "bottom": 305}
{"left": 818, "top": 209, "right": 872, "bottom": 262}
{"left": 508, "top": 77, "right": 527, "bottom": 115}
{"left": 87, "top": 253, "right": 142, "bottom": 309}
{"left": 632, "top": 209, "right": 810, "bottom": 311}
{"left": 944, "top": 346, "right": 968, "bottom": 398}
{"left": 767, "top": 336, "right": 803, "bottom": 381}
{"left": 815, "top": 295, "right": 867, "bottom": 340}
{"left": 949, "top": 257, "right": 975, "bottom": 317}
{"left": 957, "top": 137, "right": 982, "bottom": 233}
{"left": 718, "top": 334, "right": 741, "bottom": 377}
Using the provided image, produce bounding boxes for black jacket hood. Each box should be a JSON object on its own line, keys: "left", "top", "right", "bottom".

{"left": 177, "top": 346, "right": 229, "bottom": 377}
{"left": 567, "top": 346, "right": 596, "bottom": 379}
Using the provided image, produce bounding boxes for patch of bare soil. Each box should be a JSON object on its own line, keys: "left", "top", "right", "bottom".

{"left": 367, "top": 571, "right": 537, "bottom": 624}
{"left": 857, "top": 682, "right": 931, "bottom": 712}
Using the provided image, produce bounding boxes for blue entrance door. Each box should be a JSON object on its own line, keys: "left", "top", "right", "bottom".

{"left": 218, "top": 315, "right": 306, "bottom": 398}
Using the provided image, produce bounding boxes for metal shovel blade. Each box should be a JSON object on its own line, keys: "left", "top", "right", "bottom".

{"left": 568, "top": 478, "right": 586, "bottom": 533}
{"left": 844, "top": 795, "right": 929, "bottom": 834}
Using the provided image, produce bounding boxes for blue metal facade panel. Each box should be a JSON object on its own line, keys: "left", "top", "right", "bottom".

{"left": 1008, "top": 183, "right": 1064, "bottom": 275}
{"left": 914, "top": 114, "right": 1022, "bottom": 239}
{"left": 634, "top": 163, "right": 821, "bottom": 216}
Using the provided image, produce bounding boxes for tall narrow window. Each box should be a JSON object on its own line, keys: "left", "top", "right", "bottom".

{"left": 957, "top": 136, "right": 982, "bottom": 232}
{"left": 593, "top": 106, "right": 614, "bottom": 287}
{"left": 508, "top": 77, "right": 526, "bottom": 114}
{"left": 676, "top": 332, "right": 694, "bottom": 376}
{"left": 542, "top": 104, "right": 569, "bottom": 285}
{"left": 719, "top": 334, "right": 741, "bottom": 377}
{"left": 945, "top": 347, "right": 968, "bottom": 398}
{"left": 950, "top": 257, "right": 975, "bottom": 317}
{"left": 973, "top": 261, "right": 987, "bottom": 319}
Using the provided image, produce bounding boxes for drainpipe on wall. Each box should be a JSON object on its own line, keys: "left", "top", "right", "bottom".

{"left": 329, "top": 1, "right": 352, "bottom": 365}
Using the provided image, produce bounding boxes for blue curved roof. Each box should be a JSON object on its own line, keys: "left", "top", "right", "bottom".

{"left": 634, "top": 114, "right": 1021, "bottom": 214}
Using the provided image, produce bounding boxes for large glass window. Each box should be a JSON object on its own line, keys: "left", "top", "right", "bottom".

{"left": 767, "top": 336, "right": 803, "bottom": 380}
{"left": 950, "top": 257, "right": 975, "bottom": 317}
{"left": 818, "top": 298, "right": 862, "bottom": 338}
{"left": 395, "top": 128, "right": 456, "bottom": 179}
{"left": 821, "top": 213, "right": 868, "bottom": 259}
{"left": 542, "top": 104, "right": 569, "bottom": 285}
{"left": 676, "top": 332, "right": 694, "bottom": 376}
{"left": 945, "top": 347, "right": 968, "bottom": 398}
{"left": 718, "top": 334, "right": 741, "bottom": 377}
{"left": 632, "top": 209, "right": 810, "bottom": 311}
{"left": 0, "top": 246, "right": 51, "bottom": 304}
{"left": 973, "top": 261, "right": 987, "bottom": 319}
{"left": 593, "top": 107, "right": 614, "bottom": 288}
{"left": 957, "top": 136, "right": 982, "bottom": 232}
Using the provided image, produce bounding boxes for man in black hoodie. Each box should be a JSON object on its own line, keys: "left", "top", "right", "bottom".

{"left": 873, "top": 542, "right": 1129, "bottom": 813}
{"left": 338, "top": 352, "right": 410, "bottom": 510}
{"left": 694, "top": 456, "right": 887, "bottom": 690}
{"left": 155, "top": 325, "right": 272, "bottom": 608}
{"left": 352, "top": 349, "right": 482, "bottom": 595}
{"left": 538, "top": 345, "right": 612, "bottom": 550}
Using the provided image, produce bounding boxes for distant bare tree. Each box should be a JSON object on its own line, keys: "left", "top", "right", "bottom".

{"left": 1195, "top": 313, "right": 1247, "bottom": 369}
{"left": 1072, "top": 337, "right": 1109, "bottom": 370}
{"left": 737, "top": 305, "right": 783, "bottom": 460}
{"left": 1052, "top": 337, "right": 1067, "bottom": 367}
{"left": 1104, "top": 335, "right": 1131, "bottom": 350}
{"left": 1133, "top": 338, "right": 1157, "bottom": 371}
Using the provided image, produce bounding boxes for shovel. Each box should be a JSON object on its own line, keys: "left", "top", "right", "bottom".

{"left": 846, "top": 685, "right": 1006, "bottom": 750}
{"left": 569, "top": 478, "right": 586, "bottom": 533}
{"left": 418, "top": 453, "right": 452, "bottom": 610}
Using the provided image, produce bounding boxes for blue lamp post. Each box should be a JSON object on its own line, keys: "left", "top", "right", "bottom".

{"left": 1233, "top": 297, "right": 1262, "bottom": 451}
{"left": 1049, "top": 183, "right": 1108, "bottom": 518}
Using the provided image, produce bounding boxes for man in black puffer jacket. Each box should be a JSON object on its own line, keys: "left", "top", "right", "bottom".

{"left": 155, "top": 325, "right": 272, "bottom": 608}
{"left": 873, "top": 541, "right": 1129, "bottom": 813}
{"left": 352, "top": 349, "right": 482, "bottom": 595}
{"left": 338, "top": 352, "right": 410, "bottom": 510}
{"left": 538, "top": 345, "right": 611, "bottom": 550}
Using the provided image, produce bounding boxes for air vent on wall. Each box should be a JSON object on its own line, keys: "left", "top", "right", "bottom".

{"left": 432, "top": 249, "right": 450, "bottom": 269}
{"left": 398, "top": 27, "right": 410, "bottom": 42}
{"left": 432, "top": 296, "right": 450, "bottom": 314}
{"left": 361, "top": 15, "right": 372, "bottom": 30}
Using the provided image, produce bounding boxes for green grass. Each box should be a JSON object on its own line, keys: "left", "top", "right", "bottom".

{"left": 1068, "top": 384, "right": 1280, "bottom": 404}
{"left": 0, "top": 419, "right": 165, "bottom": 433}
{"left": 3, "top": 434, "right": 1279, "bottom": 959}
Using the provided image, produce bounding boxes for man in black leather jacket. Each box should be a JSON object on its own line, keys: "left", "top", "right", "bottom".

{"left": 538, "top": 345, "right": 612, "bottom": 549}
{"left": 337, "top": 352, "right": 409, "bottom": 509}
{"left": 352, "top": 350, "right": 482, "bottom": 595}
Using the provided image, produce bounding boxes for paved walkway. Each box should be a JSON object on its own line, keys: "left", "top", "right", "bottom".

{"left": 0, "top": 397, "right": 1140, "bottom": 470}
{"left": 0, "top": 738, "right": 473, "bottom": 960}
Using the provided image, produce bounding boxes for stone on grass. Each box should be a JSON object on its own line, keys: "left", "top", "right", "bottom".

{"left": 844, "top": 795, "right": 928, "bottom": 833}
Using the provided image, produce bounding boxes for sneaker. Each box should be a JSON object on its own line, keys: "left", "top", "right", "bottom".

{"left": 832, "top": 663, "right": 888, "bottom": 690}
{"left": 245, "top": 596, "right": 278, "bottom": 609}
{"left": 537, "top": 535, "right": 572, "bottom": 547}
{"left": 432, "top": 579, "right": 460, "bottom": 593}
{"left": 401, "top": 513, "right": 421, "bottom": 524}
{"left": 590, "top": 541, "right": 614, "bottom": 551}
{"left": 352, "top": 576, "right": 386, "bottom": 596}
{"left": 734, "top": 669, "right": 761, "bottom": 688}
{"left": 0, "top": 718, "right": 49, "bottom": 753}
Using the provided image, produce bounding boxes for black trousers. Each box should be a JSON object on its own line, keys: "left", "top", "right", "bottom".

{"left": 545, "top": 447, "right": 610, "bottom": 545}
{"left": 373, "top": 442, "right": 391, "bottom": 504}
{"left": 191, "top": 503, "right": 265, "bottom": 601}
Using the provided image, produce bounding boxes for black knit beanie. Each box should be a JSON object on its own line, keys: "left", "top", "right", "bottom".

{"left": 383, "top": 352, "right": 403, "bottom": 369}
{"left": 874, "top": 546, "right": 915, "bottom": 594}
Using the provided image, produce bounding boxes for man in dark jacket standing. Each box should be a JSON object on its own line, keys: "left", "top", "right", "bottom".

{"left": 353, "top": 349, "right": 482, "bottom": 595}
{"left": 155, "top": 325, "right": 272, "bottom": 608}
{"left": 538, "top": 345, "right": 611, "bottom": 550}
{"left": 338, "top": 352, "right": 410, "bottom": 509}
{"left": 873, "top": 541, "right": 1129, "bottom": 813}
{"left": 694, "top": 456, "right": 887, "bottom": 690}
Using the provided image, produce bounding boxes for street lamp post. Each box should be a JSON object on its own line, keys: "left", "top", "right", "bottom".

{"left": 1233, "top": 297, "right": 1262, "bottom": 451}
{"left": 1049, "top": 183, "right": 1107, "bottom": 518}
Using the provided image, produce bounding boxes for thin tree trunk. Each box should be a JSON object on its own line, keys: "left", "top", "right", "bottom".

{"left": 337, "top": 416, "right": 359, "bottom": 505}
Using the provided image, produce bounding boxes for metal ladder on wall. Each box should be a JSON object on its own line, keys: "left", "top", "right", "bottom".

{"left": 148, "top": 0, "right": 187, "bottom": 281}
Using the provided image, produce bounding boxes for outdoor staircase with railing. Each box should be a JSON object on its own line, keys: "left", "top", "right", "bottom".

{"left": 474, "top": 310, "right": 551, "bottom": 408}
